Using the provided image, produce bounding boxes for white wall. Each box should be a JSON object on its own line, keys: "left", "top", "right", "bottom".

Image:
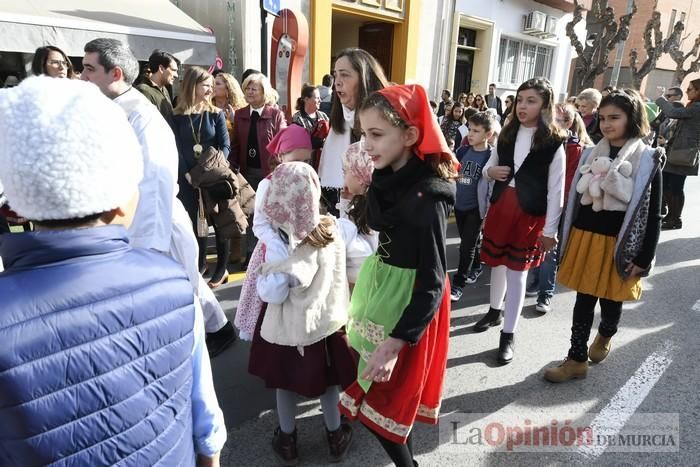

{"left": 454, "top": 0, "right": 574, "bottom": 100}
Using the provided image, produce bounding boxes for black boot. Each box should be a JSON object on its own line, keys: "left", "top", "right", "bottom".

{"left": 474, "top": 307, "right": 503, "bottom": 332}
{"left": 208, "top": 233, "right": 231, "bottom": 289}
{"left": 497, "top": 331, "right": 514, "bottom": 364}
{"left": 197, "top": 236, "right": 209, "bottom": 275}
{"left": 206, "top": 321, "right": 236, "bottom": 358}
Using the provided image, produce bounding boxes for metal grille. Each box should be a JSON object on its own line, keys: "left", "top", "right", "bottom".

{"left": 497, "top": 37, "right": 553, "bottom": 86}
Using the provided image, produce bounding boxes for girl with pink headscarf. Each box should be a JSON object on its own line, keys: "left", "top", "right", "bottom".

{"left": 247, "top": 162, "right": 356, "bottom": 464}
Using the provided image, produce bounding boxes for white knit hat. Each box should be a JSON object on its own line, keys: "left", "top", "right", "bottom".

{"left": 0, "top": 76, "right": 143, "bottom": 221}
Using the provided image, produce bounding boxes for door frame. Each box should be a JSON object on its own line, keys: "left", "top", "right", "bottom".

{"left": 447, "top": 14, "right": 495, "bottom": 97}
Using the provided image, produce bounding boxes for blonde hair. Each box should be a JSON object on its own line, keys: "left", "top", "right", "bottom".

{"left": 576, "top": 88, "right": 602, "bottom": 108}
{"left": 557, "top": 103, "right": 593, "bottom": 146}
{"left": 301, "top": 216, "right": 335, "bottom": 248}
{"left": 242, "top": 73, "right": 277, "bottom": 106}
{"left": 174, "top": 66, "right": 217, "bottom": 115}
{"left": 213, "top": 72, "right": 246, "bottom": 110}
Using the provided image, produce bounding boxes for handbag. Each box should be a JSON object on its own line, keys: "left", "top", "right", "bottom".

{"left": 196, "top": 188, "right": 209, "bottom": 237}
{"left": 667, "top": 146, "right": 699, "bottom": 168}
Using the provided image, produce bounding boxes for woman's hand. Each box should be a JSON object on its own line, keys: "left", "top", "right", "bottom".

{"left": 656, "top": 86, "right": 666, "bottom": 99}
{"left": 487, "top": 165, "right": 511, "bottom": 182}
{"left": 625, "top": 262, "right": 645, "bottom": 278}
{"left": 538, "top": 235, "right": 557, "bottom": 253}
{"left": 185, "top": 172, "right": 193, "bottom": 185}
{"left": 224, "top": 104, "right": 235, "bottom": 121}
{"left": 361, "top": 337, "right": 406, "bottom": 383}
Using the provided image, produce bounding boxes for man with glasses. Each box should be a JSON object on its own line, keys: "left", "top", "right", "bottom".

{"left": 136, "top": 49, "right": 180, "bottom": 119}
{"left": 651, "top": 86, "right": 684, "bottom": 148}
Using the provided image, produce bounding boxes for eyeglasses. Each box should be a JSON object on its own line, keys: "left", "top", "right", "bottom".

{"left": 47, "top": 59, "right": 68, "bottom": 68}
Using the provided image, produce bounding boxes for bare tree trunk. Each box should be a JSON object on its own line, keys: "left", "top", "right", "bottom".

{"left": 566, "top": 0, "right": 636, "bottom": 94}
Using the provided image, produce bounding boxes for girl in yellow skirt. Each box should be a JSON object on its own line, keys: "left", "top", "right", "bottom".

{"left": 544, "top": 89, "right": 664, "bottom": 383}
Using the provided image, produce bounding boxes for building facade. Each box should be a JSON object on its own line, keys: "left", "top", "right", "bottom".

{"left": 448, "top": 0, "right": 576, "bottom": 102}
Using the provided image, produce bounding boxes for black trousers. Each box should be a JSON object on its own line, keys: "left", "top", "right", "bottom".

{"left": 662, "top": 172, "right": 686, "bottom": 194}
{"left": 568, "top": 292, "right": 623, "bottom": 362}
{"left": 453, "top": 207, "right": 482, "bottom": 288}
{"left": 0, "top": 214, "right": 9, "bottom": 235}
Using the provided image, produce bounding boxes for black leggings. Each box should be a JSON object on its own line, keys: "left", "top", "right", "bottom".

{"left": 367, "top": 425, "right": 415, "bottom": 467}
{"left": 453, "top": 208, "right": 482, "bottom": 287}
{"left": 662, "top": 172, "right": 686, "bottom": 194}
{"left": 568, "top": 292, "right": 623, "bottom": 362}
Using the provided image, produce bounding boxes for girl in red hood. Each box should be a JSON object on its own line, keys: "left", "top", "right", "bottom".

{"left": 340, "top": 84, "right": 457, "bottom": 467}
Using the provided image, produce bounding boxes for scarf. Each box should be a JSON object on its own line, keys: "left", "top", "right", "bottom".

{"left": 262, "top": 162, "right": 321, "bottom": 251}
{"left": 318, "top": 105, "right": 355, "bottom": 188}
{"left": 367, "top": 156, "right": 433, "bottom": 232}
{"left": 342, "top": 141, "right": 373, "bottom": 188}
{"left": 582, "top": 137, "right": 647, "bottom": 211}
{"left": 377, "top": 85, "right": 459, "bottom": 170}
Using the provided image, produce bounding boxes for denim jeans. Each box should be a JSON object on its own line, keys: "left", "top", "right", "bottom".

{"left": 528, "top": 244, "right": 559, "bottom": 299}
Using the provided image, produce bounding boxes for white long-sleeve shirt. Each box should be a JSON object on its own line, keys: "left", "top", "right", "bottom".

{"left": 483, "top": 126, "right": 565, "bottom": 238}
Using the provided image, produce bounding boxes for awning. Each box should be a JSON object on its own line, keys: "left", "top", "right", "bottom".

{"left": 0, "top": 0, "right": 218, "bottom": 65}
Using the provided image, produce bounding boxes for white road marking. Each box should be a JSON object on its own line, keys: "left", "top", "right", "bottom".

{"left": 578, "top": 341, "right": 675, "bottom": 459}
{"left": 692, "top": 300, "right": 700, "bottom": 312}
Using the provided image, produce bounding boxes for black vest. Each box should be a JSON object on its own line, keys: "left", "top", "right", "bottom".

{"left": 491, "top": 135, "right": 561, "bottom": 216}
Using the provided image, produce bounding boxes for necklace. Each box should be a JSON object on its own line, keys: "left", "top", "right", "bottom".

{"left": 188, "top": 112, "right": 205, "bottom": 158}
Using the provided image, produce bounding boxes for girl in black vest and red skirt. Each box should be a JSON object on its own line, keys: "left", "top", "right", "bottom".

{"left": 476, "top": 78, "right": 567, "bottom": 364}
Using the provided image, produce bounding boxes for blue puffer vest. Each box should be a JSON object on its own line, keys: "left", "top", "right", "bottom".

{"left": 0, "top": 225, "right": 196, "bottom": 466}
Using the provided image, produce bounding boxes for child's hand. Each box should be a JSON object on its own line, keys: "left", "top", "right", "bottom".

{"left": 538, "top": 235, "right": 557, "bottom": 253}
{"left": 488, "top": 165, "right": 511, "bottom": 182}
{"left": 361, "top": 337, "right": 406, "bottom": 383}
{"left": 625, "top": 262, "right": 645, "bottom": 278}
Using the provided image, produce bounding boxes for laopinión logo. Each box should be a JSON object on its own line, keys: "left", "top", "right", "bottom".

{"left": 438, "top": 412, "right": 679, "bottom": 453}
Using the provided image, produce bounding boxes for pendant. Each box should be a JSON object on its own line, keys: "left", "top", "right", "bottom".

{"left": 193, "top": 144, "right": 203, "bottom": 157}
{"left": 248, "top": 148, "right": 257, "bottom": 159}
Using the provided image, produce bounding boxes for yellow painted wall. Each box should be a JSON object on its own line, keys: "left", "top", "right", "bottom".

{"left": 311, "top": 0, "right": 422, "bottom": 85}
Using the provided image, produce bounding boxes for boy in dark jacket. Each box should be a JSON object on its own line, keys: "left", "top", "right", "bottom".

{"left": 0, "top": 77, "right": 225, "bottom": 467}
{"left": 450, "top": 112, "right": 495, "bottom": 302}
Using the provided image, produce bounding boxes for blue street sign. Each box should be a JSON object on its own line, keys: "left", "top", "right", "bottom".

{"left": 263, "top": 0, "right": 280, "bottom": 16}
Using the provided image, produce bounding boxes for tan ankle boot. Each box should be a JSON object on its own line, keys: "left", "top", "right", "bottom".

{"left": 588, "top": 334, "right": 612, "bottom": 363}
{"left": 543, "top": 358, "right": 588, "bottom": 383}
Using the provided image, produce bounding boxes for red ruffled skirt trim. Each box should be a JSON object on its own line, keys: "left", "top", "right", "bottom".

{"left": 338, "top": 280, "right": 451, "bottom": 444}
{"left": 482, "top": 186, "right": 546, "bottom": 271}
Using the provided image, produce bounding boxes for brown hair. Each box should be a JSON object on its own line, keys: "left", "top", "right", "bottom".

{"left": 473, "top": 94, "right": 488, "bottom": 111}
{"left": 31, "top": 45, "right": 75, "bottom": 79}
{"left": 347, "top": 194, "right": 370, "bottom": 235}
{"left": 174, "top": 67, "right": 217, "bottom": 115}
{"left": 689, "top": 78, "right": 700, "bottom": 103}
{"left": 302, "top": 216, "right": 335, "bottom": 248}
{"left": 498, "top": 78, "right": 566, "bottom": 153}
{"left": 296, "top": 82, "right": 317, "bottom": 111}
{"left": 360, "top": 92, "right": 458, "bottom": 180}
{"left": 598, "top": 89, "right": 650, "bottom": 139}
{"left": 330, "top": 48, "right": 390, "bottom": 136}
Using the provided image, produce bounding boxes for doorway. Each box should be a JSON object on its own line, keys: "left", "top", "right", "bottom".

{"left": 359, "top": 23, "right": 393, "bottom": 80}
{"left": 453, "top": 48, "right": 474, "bottom": 96}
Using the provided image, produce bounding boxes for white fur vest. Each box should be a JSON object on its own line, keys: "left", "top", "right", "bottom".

{"left": 259, "top": 232, "right": 349, "bottom": 347}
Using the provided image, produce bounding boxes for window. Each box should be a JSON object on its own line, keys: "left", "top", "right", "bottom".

{"left": 496, "top": 37, "right": 553, "bottom": 86}
{"left": 667, "top": 9, "right": 677, "bottom": 36}
{"left": 458, "top": 28, "right": 477, "bottom": 48}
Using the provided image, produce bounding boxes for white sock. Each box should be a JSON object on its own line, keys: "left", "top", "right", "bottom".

{"left": 489, "top": 265, "right": 507, "bottom": 310}
{"left": 502, "top": 268, "right": 528, "bottom": 333}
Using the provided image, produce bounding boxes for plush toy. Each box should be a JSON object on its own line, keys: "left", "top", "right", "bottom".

{"left": 600, "top": 159, "right": 634, "bottom": 211}
{"left": 576, "top": 156, "right": 613, "bottom": 211}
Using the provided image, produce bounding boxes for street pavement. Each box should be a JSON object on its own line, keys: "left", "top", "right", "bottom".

{"left": 211, "top": 177, "right": 700, "bottom": 467}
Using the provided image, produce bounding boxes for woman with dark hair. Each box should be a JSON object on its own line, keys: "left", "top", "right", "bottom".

{"left": 654, "top": 78, "right": 700, "bottom": 230}
{"left": 502, "top": 94, "right": 516, "bottom": 121}
{"left": 31, "top": 46, "right": 74, "bottom": 79}
{"left": 473, "top": 94, "right": 488, "bottom": 111}
{"left": 318, "top": 48, "right": 390, "bottom": 216}
{"left": 292, "top": 83, "right": 330, "bottom": 170}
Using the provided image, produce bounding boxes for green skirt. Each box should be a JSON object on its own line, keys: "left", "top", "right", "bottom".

{"left": 347, "top": 255, "right": 416, "bottom": 392}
